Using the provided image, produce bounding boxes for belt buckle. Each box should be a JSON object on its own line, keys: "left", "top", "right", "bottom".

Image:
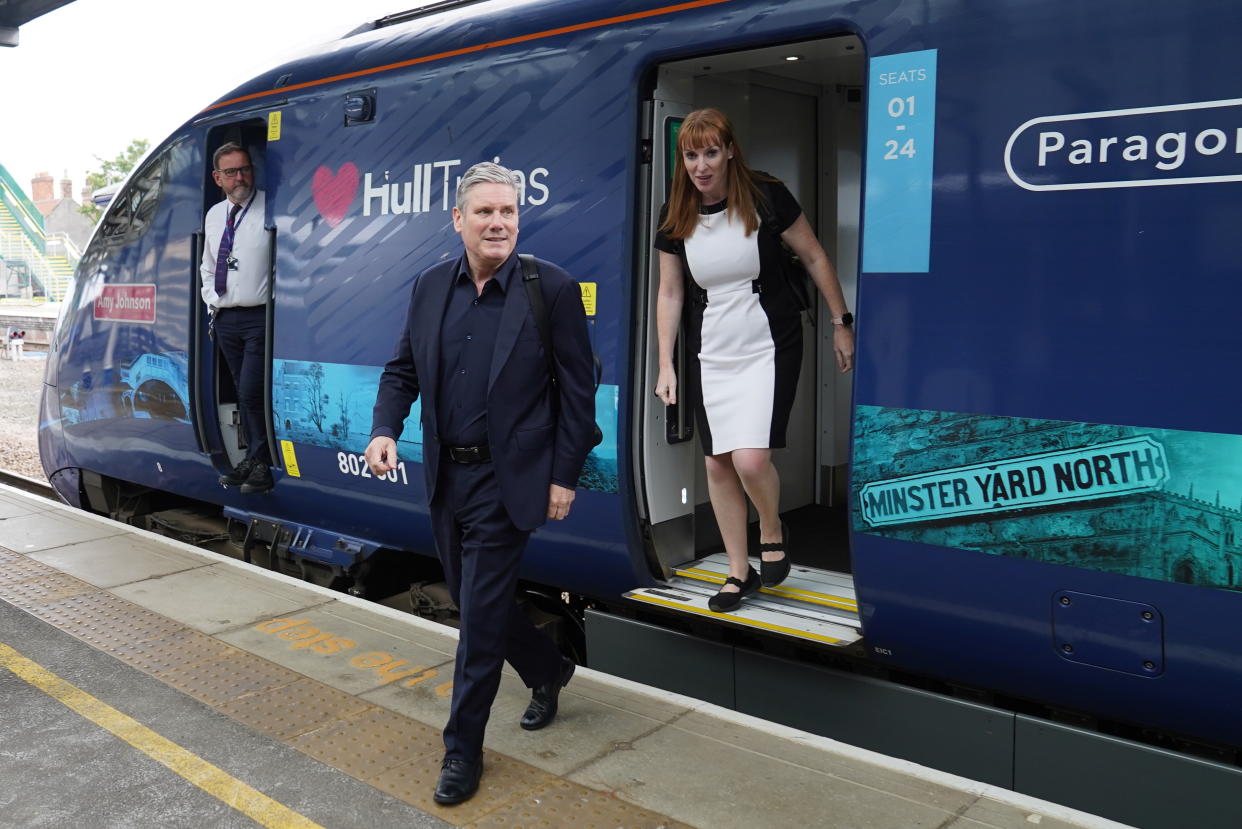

{"left": 452, "top": 446, "right": 480, "bottom": 463}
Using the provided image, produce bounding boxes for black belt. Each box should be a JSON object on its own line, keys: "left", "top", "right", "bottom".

{"left": 444, "top": 444, "right": 491, "bottom": 464}
{"left": 687, "top": 279, "right": 763, "bottom": 307}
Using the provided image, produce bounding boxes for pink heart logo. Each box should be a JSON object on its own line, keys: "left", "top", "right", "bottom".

{"left": 312, "top": 163, "right": 359, "bottom": 228}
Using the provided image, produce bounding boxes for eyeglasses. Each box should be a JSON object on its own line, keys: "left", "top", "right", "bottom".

{"left": 216, "top": 165, "right": 253, "bottom": 178}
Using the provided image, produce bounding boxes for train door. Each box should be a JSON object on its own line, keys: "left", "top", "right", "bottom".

{"left": 629, "top": 36, "right": 864, "bottom": 648}
{"left": 192, "top": 120, "right": 273, "bottom": 471}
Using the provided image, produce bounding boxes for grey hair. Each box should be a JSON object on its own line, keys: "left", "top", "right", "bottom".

{"left": 455, "top": 162, "right": 520, "bottom": 211}
{"left": 212, "top": 142, "right": 249, "bottom": 170}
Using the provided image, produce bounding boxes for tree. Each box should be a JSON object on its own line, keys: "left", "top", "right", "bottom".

{"left": 335, "top": 389, "right": 352, "bottom": 443}
{"left": 78, "top": 139, "right": 150, "bottom": 222}
{"left": 306, "top": 363, "right": 328, "bottom": 433}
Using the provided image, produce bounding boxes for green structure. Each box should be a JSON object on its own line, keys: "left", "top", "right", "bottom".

{"left": 0, "top": 162, "right": 76, "bottom": 301}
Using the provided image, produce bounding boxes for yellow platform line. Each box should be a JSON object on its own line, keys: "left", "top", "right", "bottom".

{"left": 673, "top": 567, "right": 859, "bottom": 612}
{"left": 627, "top": 592, "right": 845, "bottom": 645}
{"left": 0, "top": 642, "right": 324, "bottom": 829}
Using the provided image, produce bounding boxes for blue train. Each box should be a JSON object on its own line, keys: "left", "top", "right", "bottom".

{"left": 38, "top": 1, "right": 1242, "bottom": 822}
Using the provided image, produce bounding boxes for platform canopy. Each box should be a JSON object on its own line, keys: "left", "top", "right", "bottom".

{"left": 0, "top": 0, "right": 77, "bottom": 47}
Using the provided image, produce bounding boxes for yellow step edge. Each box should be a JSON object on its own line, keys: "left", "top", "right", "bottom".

{"left": 673, "top": 566, "right": 859, "bottom": 612}
{"left": 626, "top": 592, "right": 845, "bottom": 645}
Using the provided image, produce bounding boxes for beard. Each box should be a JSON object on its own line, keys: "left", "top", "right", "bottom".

{"left": 227, "top": 181, "right": 253, "bottom": 203}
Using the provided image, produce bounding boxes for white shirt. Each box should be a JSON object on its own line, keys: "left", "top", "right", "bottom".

{"left": 199, "top": 190, "right": 270, "bottom": 310}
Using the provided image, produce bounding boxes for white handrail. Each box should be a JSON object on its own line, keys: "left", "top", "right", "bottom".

{"left": 44, "top": 231, "right": 83, "bottom": 262}
{"left": 0, "top": 230, "right": 74, "bottom": 300}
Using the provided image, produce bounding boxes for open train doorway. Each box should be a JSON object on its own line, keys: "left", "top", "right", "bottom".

{"left": 196, "top": 120, "right": 271, "bottom": 471}
{"left": 631, "top": 35, "right": 864, "bottom": 646}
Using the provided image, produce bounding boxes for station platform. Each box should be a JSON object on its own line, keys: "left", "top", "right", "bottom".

{"left": 0, "top": 483, "right": 1134, "bottom": 829}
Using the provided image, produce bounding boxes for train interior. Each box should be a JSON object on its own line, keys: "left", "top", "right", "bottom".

{"left": 631, "top": 35, "right": 864, "bottom": 647}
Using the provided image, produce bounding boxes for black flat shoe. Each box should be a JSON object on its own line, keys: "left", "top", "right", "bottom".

{"left": 708, "top": 566, "right": 760, "bottom": 612}
{"left": 239, "top": 462, "right": 274, "bottom": 494}
{"left": 433, "top": 756, "right": 483, "bottom": 805}
{"left": 218, "top": 458, "right": 254, "bottom": 487}
{"left": 759, "top": 522, "right": 791, "bottom": 587}
{"left": 521, "top": 656, "right": 575, "bottom": 731}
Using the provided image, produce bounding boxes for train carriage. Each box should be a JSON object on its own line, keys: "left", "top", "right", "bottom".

{"left": 39, "top": 1, "right": 1242, "bottom": 823}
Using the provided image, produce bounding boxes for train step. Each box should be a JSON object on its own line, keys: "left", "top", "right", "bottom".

{"left": 624, "top": 552, "right": 862, "bottom": 647}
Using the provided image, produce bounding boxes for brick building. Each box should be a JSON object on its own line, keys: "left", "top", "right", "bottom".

{"left": 30, "top": 170, "right": 93, "bottom": 250}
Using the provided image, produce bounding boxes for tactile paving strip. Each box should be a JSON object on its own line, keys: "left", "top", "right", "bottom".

{"left": 0, "top": 526, "right": 693, "bottom": 828}
{"left": 218, "top": 676, "right": 376, "bottom": 741}
{"left": 290, "top": 706, "right": 443, "bottom": 780}
{"left": 22, "top": 589, "right": 189, "bottom": 649}
{"left": 466, "top": 779, "right": 695, "bottom": 829}
{"left": 371, "top": 750, "right": 559, "bottom": 825}
{"left": 155, "top": 649, "right": 302, "bottom": 708}
{"left": 0, "top": 572, "right": 97, "bottom": 606}
{"left": 106, "top": 628, "right": 236, "bottom": 675}
{"left": 0, "top": 549, "right": 97, "bottom": 606}
{"left": 0, "top": 546, "right": 48, "bottom": 575}
{"left": 0, "top": 548, "right": 64, "bottom": 583}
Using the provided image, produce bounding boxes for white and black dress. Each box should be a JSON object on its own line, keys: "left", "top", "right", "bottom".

{"left": 655, "top": 176, "right": 804, "bottom": 456}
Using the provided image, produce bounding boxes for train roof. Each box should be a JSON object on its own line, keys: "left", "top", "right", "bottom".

{"left": 197, "top": 0, "right": 727, "bottom": 119}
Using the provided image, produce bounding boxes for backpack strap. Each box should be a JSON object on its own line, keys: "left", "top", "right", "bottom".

{"left": 520, "top": 253, "right": 604, "bottom": 391}
{"left": 752, "top": 179, "right": 816, "bottom": 320}
{"left": 754, "top": 186, "right": 784, "bottom": 237}
{"left": 519, "top": 254, "right": 560, "bottom": 399}
{"left": 520, "top": 254, "right": 605, "bottom": 451}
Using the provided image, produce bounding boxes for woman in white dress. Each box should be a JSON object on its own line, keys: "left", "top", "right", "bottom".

{"left": 654, "top": 108, "right": 854, "bottom": 612}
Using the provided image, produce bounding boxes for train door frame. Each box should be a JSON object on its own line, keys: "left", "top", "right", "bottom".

{"left": 635, "top": 97, "right": 699, "bottom": 574}
{"left": 634, "top": 36, "right": 863, "bottom": 577}
{"left": 192, "top": 119, "right": 277, "bottom": 472}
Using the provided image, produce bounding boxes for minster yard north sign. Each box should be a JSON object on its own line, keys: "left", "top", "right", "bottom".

{"left": 858, "top": 436, "right": 1168, "bottom": 528}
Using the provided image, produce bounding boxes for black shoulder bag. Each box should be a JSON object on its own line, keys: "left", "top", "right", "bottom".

{"left": 756, "top": 192, "right": 816, "bottom": 323}
{"left": 518, "top": 254, "right": 604, "bottom": 448}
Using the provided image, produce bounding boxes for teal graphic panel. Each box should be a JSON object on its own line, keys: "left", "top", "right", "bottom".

{"left": 273, "top": 360, "right": 423, "bottom": 461}
{"left": 59, "top": 351, "right": 190, "bottom": 427}
{"left": 273, "top": 359, "right": 619, "bottom": 493}
{"left": 852, "top": 405, "right": 1242, "bottom": 591}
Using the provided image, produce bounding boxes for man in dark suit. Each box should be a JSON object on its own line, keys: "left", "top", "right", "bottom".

{"left": 365, "top": 162, "right": 596, "bottom": 806}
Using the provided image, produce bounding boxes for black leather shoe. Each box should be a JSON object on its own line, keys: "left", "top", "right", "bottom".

{"left": 218, "top": 458, "right": 253, "bottom": 487}
{"left": 520, "top": 656, "right": 575, "bottom": 731}
{"left": 239, "top": 462, "right": 274, "bottom": 494}
{"left": 759, "top": 522, "right": 791, "bottom": 587}
{"left": 708, "top": 566, "right": 760, "bottom": 612}
{"left": 433, "top": 756, "right": 482, "bottom": 805}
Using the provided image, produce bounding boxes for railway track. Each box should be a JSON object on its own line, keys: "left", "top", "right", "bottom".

{"left": 0, "top": 469, "right": 55, "bottom": 501}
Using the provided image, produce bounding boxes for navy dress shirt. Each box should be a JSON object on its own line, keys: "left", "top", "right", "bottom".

{"left": 436, "top": 257, "right": 513, "bottom": 446}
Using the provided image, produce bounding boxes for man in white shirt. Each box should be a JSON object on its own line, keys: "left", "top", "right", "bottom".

{"left": 199, "top": 142, "right": 274, "bottom": 494}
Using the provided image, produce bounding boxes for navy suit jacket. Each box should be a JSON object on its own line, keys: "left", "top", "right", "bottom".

{"left": 371, "top": 253, "right": 596, "bottom": 531}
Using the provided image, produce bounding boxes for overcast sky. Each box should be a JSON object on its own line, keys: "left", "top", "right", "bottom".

{"left": 1, "top": 0, "right": 425, "bottom": 199}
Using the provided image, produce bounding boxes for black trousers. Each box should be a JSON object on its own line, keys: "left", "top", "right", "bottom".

{"left": 430, "top": 460, "right": 561, "bottom": 761}
{"left": 214, "top": 306, "right": 271, "bottom": 465}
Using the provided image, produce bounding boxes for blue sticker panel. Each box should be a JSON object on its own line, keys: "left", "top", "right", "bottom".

{"left": 272, "top": 359, "right": 620, "bottom": 493}
{"left": 862, "top": 49, "right": 938, "bottom": 273}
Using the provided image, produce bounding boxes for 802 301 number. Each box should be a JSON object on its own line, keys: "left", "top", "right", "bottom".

{"left": 337, "top": 451, "right": 409, "bottom": 485}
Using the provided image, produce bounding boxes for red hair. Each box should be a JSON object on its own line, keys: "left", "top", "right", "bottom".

{"left": 659, "top": 108, "right": 769, "bottom": 240}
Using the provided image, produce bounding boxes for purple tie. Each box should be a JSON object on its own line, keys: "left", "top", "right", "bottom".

{"left": 213, "top": 202, "right": 242, "bottom": 296}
